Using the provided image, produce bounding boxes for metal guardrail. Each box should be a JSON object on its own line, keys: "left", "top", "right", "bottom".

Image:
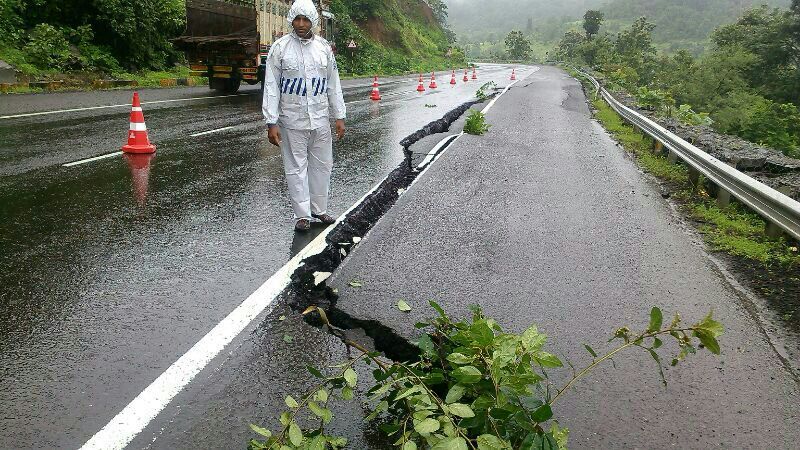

{"left": 575, "top": 69, "right": 800, "bottom": 242}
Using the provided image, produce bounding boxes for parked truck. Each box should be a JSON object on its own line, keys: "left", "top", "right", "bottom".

{"left": 174, "top": 0, "right": 335, "bottom": 93}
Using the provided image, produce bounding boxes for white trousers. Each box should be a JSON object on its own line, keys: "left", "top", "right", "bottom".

{"left": 279, "top": 125, "right": 334, "bottom": 220}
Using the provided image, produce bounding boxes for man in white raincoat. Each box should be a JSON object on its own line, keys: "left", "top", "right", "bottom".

{"left": 262, "top": 0, "right": 346, "bottom": 231}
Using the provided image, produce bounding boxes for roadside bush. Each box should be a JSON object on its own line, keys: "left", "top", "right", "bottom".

{"left": 249, "top": 303, "right": 723, "bottom": 449}
{"left": 674, "top": 104, "right": 713, "bottom": 127}
{"left": 634, "top": 86, "right": 674, "bottom": 114}
{"left": 23, "top": 24, "right": 74, "bottom": 70}
{"left": 464, "top": 110, "right": 490, "bottom": 135}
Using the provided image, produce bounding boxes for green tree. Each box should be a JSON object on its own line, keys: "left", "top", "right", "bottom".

{"left": 583, "top": 10, "right": 604, "bottom": 39}
{"left": 554, "top": 30, "right": 585, "bottom": 61}
{"left": 505, "top": 30, "right": 532, "bottom": 60}
{"left": 614, "top": 17, "right": 657, "bottom": 84}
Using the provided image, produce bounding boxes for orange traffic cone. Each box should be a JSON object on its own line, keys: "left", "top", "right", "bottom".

{"left": 122, "top": 92, "right": 156, "bottom": 154}
{"left": 463, "top": 69, "right": 469, "bottom": 82}
{"left": 429, "top": 72, "right": 438, "bottom": 89}
{"left": 370, "top": 76, "right": 381, "bottom": 100}
{"left": 471, "top": 67, "right": 477, "bottom": 80}
{"left": 449, "top": 69, "right": 457, "bottom": 85}
{"left": 416, "top": 74, "right": 426, "bottom": 92}
{"left": 510, "top": 68, "right": 517, "bottom": 81}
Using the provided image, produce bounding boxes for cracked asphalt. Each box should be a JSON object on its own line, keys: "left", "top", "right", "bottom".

{"left": 329, "top": 66, "right": 800, "bottom": 448}
{"left": 0, "top": 65, "right": 534, "bottom": 448}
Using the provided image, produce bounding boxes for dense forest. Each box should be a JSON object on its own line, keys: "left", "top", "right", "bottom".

{"left": 0, "top": 0, "right": 185, "bottom": 74}
{"left": 0, "top": 0, "right": 459, "bottom": 79}
{"left": 555, "top": 2, "right": 800, "bottom": 157}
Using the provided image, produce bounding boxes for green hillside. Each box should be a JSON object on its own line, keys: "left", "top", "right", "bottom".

{"left": 330, "top": 0, "right": 463, "bottom": 75}
{"left": 601, "top": 0, "right": 790, "bottom": 52}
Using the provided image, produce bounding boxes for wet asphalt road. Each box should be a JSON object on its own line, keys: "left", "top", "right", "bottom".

{"left": 0, "top": 65, "right": 536, "bottom": 448}
{"left": 330, "top": 66, "right": 800, "bottom": 448}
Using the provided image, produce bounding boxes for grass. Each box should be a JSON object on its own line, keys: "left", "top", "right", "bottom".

{"left": 590, "top": 92, "right": 800, "bottom": 268}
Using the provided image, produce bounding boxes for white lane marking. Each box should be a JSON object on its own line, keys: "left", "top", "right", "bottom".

{"left": 63, "top": 151, "right": 123, "bottom": 167}
{"left": 80, "top": 71, "right": 525, "bottom": 449}
{"left": 0, "top": 93, "right": 253, "bottom": 121}
{"left": 190, "top": 126, "right": 236, "bottom": 137}
{"left": 79, "top": 159, "right": 395, "bottom": 450}
{"left": 416, "top": 134, "right": 459, "bottom": 170}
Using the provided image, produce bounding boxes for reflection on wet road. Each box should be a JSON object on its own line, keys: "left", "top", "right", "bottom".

{"left": 0, "top": 65, "right": 534, "bottom": 448}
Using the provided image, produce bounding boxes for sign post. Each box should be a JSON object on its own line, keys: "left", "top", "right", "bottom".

{"left": 347, "top": 40, "right": 357, "bottom": 76}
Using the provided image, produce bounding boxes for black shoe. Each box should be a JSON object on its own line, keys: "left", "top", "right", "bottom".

{"left": 295, "top": 218, "right": 311, "bottom": 231}
{"left": 311, "top": 213, "right": 336, "bottom": 225}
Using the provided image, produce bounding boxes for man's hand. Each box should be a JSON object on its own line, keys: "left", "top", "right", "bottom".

{"left": 335, "top": 119, "right": 346, "bottom": 140}
{"left": 268, "top": 126, "right": 282, "bottom": 147}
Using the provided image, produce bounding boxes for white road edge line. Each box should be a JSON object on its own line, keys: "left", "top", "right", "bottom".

{"left": 0, "top": 93, "right": 253, "bottom": 120}
{"left": 79, "top": 68, "right": 528, "bottom": 450}
{"left": 190, "top": 126, "right": 236, "bottom": 137}
{"left": 63, "top": 151, "right": 123, "bottom": 167}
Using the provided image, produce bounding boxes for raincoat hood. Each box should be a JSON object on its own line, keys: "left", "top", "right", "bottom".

{"left": 287, "top": 0, "right": 320, "bottom": 29}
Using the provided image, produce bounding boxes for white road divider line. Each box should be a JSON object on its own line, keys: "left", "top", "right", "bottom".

{"left": 63, "top": 151, "right": 123, "bottom": 167}
{"left": 0, "top": 93, "right": 253, "bottom": 120}
{"left": 80, "top": 68, "right": 527, "bottom": 449}
{"left": 190, "top": 126, "right": 236, "bottom": 137}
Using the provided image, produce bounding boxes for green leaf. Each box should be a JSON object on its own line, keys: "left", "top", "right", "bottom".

{"left": 445, "top": 384, "right": 466, "bottom": 404}
{"left": 316, "top": 389, "right": 329, "bottom": 402}
{"left": 397, "top": 300, "right": 412, "bottom": 312}
{"left": 520, "top": 432, "right": 559, "bottom": 450}
{"left": 429, "top": 300, "right": 447, "bottom": 319}
{"left": 308, "top": 435, "right": 325, "bottom": 450}
{"left": 696, "top": 311, "right": 724, "bottom": 337}
{"left": 394, "top": 385, "right": 423, "bottom": 401}
{"left": 446, "top": 353, "right": 473, "bottom": 365}
{"left": 453, "top": 366, "right": 483, "bottom": 384}
{"left": 284, "top": 395, "right": 299, "bottom": 408}
{"left": 448, "top": 403, "right": 475, "bottom": 418}
{"left": 249, "top": 424, "right": 272, "bottom": 438}
{"left": 417, "top": 334, "right": 437, "bottom": 357}
{"left": 477, "top": 434, "right": 509, "bottom": 450}
{"left": 583, "top": 344, "right": 598, "bottom": 358}
{"left": 470, "top": 322, "right": 495, "bottom": 346}
{"left": 522, "top": 326, "right": 547, "bottom": 351}
{"left": 343, "top": 368, "right": 358, "bottom": 387}
{"left": 309, "top": 401, "right": 325, "bottom": 417}
{"left": 431, "top": 437, "right": 469, "bottom": 450}
{"left": 307, "top": 366, "right": 324, "bottom": 378}
{"left": 648, "top": 307, "right": 663, "bottom": 332}
{"left": 648, "top": 349, "right": 667, "bottom": 386}
{"left": 414, "top": 417, "right": 440, "bottom": 434}
{"left": 531, "top": 404, "right": 553, "bottom": 423}
{"left": 282, "top": 334, "right": 293, "bottom": 343}
{"left": 279, "top": 411, "right": 291, "bottom": 426}
{"left": 653, "top": 337, "right": 663, "bottom": 349}
{"left": 288, "top": 422, "right": 303, "bottom": 446}
{"left": 341, "top": 386, "right": 354, "bottom": 400}
{"left": 403, "top": 442, "right": 418, "bottom": 450}
{"left": 693, "top": 329, "right": 721, "bottom": 355}
{"left": 534, "top": 352, "right": 563, "bottom": 368}
{"left": 349, "top": 280, "right": 363, "bottom": 287}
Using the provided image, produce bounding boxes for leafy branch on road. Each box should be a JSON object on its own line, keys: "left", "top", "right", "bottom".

{"left": 249, "top": 302, "right": 723, "bottom": 449}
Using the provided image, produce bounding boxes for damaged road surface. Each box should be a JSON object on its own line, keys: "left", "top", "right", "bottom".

{"left": 326, "top": 66, "right": 800, "bottom": 448}
{"left": 0, "top": 64, "right": 538, "bottom": 449}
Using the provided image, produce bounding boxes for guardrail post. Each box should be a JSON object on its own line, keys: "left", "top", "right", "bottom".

{"left": 765, "top": 222, "right": 784, "bottom": 239}
{"left": 653, "top": 140, "right": 664, "bottom": 155}
{"left": 688, "top": 167, "right": 701, "bottom": 187}
{"left": 667, "top": 150, "right": 679, "bottom": 163}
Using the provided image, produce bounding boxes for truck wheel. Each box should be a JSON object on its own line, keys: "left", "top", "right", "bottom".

{"left": 210, "top": 77, "right": 241, "bottom": 93}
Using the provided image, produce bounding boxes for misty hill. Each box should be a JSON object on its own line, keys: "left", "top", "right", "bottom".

{"left": 602, "top": 0, "right": 790, "bottom": 45}
{"left": 447, "top": 0, "right": 791, "bottom": 53}
{"left": 445, "top": 0, "right": 607, "bottom": 40}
